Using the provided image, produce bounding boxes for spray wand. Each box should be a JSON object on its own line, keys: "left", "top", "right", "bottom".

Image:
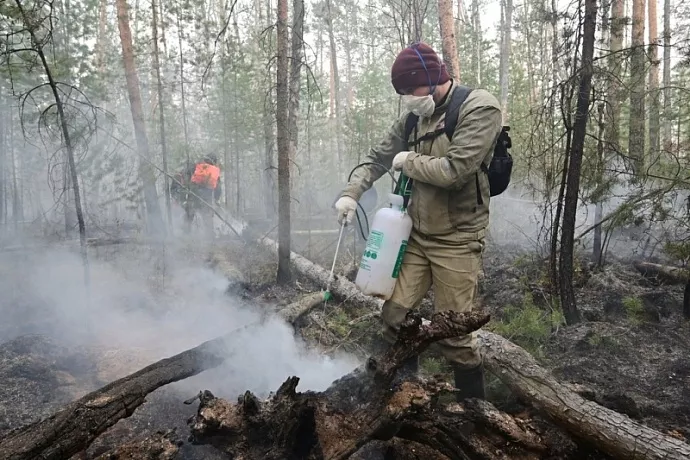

{"left": 323, "top": 220, "right": 347, "bottom": 301}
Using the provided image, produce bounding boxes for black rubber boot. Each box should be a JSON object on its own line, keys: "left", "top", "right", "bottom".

{"left": 453, "top": 364, "right": 485, "bottom": 401}
{"left": 391, "top": 355, "right": 419, "bottom": 388}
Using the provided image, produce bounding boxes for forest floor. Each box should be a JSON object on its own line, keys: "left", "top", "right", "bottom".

{"left": 0, "top": 230, "right": 688, "bottom": 458}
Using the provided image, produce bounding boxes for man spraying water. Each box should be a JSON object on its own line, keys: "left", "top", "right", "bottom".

{"left": 334, "top": 42, "right": 507, "bottom": 401}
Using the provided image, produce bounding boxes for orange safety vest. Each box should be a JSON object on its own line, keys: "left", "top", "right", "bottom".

{"left": 190, "top": 163, "right": 220, "bottom": 189}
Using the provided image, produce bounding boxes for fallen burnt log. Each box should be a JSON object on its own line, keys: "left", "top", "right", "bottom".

{"left": 633, "top": 261, "right": 689, "bottom": 285}
{"left": 92, "top": 430, "right": 181, "bottom": 460}
{"left": 0, "top": 293, "right": 324, "bottom": 460}
{"left": 186, "top": 310, "right": 567, "bottom": 459}
{"left": 478, "top": 330, "right": 690, "bottom": 460}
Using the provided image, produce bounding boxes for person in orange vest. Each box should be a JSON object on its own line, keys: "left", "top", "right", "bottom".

{"left": 176, "top": 154, "right": 222, "bottom": 236}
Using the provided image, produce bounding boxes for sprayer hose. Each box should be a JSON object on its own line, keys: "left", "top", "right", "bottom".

{"left": 346, "top": 162, "right": 399, "bottom": 241}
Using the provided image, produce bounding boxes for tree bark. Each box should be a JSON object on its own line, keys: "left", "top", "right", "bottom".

{"left": 325, "top": 0, "right": 343, "bottom": 172}
{"left": 115, "top": 0, "right": 165, "bottom": 235}
{"left": 438, "top": 0, "right": 461, "bottom": 80}
{"left": 187, "top": 311, "right": 520, "bottom": 460}
{"left": 662, "top": 0, "right": 672, "bottom": 146}
{"left": 606, "top": 0, "right": 624, "bottom": 154}
{"left": 628, "top": 0, "right": 647, "bottom": 175}
{"left": 633, "top": 261, "right": 689, "bottom": 285}
{"left": 288, "top": 0, "right": 304, "bottom": 190}
{"left": 498, "top": 0, "right": 512, "bottom": 120}
{"left": 276, "top": 0, "right": 291, "bottom": 283}
{"left": 648, "top": 0, "right": 660, "bottom": 158}
{"left": 92, "top": 430, "right": 180, "bottom": 460}
{"left": 558, "top": 0, "right": 596, "bottom": 325}
{"left": 151, "top": 0, "right": 172, "bottom": 230}
{"left": 175, "top": 8, "right": 190, "bottom": 162}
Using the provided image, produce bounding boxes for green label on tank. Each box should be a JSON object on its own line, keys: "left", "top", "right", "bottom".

{"left": 391, "top": 240, "right": 408, "bottom": 278}
{"left": 362, "top": 230, "right": 384, "bottom": 261}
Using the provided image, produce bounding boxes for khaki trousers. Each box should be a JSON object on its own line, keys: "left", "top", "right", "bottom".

{"left": 381, "top": 228, "right": 485, "bottom": 369}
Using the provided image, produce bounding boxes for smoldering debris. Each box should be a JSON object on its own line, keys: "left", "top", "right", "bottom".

{"left": 0, "top": 243, "right": 360, "bottom": 414}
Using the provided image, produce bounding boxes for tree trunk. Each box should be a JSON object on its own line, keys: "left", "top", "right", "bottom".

{"left": 633, "top": 261, "right": 689, "bottom": 284}
{"left": 97, "top": 0, "right": 107, "bottom": 74}
{"left": 559, "top": 0, "right": 596, "bottom": 325}
{"left": 648, "top": 0, "right": 660, "bottom": 158}
{"left": 152, "top": 0, "right": 172, "bottom": 230}
{"left": 288, "top": 0, "right": 304, "bottom": 191}
{"left": 683, "top": 278, "right": 690, "bottom": 319}
{"left": 662, "top": 0, "right": 672, "bottom": 146}
{"left": 607, "top": 0, "right": 624, "bottom": 154}
{"left": 438, "top": 0, "right": 461, "bottom": 80}
{"left": 276, "top": 0, "right": 291, "bottom": 283}
{"left": 115, "top": 0, "right": 165, "bottom": 235}
{"left": 628, "top": 0, "right": 647, "bottom": 175}
{"left": 14, "top": 0, "right": 90, "bottom": 285}
{"left": 593, "top": 105, "right": 605, "bottom": 266}
{"left": 325, "top": 0, "right": 342, "bottom": 172}
{"left": 498, "top": 0, "right": 512, "bottom": 120}
{"left": 0, "top": 104, "right": 4, "bottom": 228}
{"left": 176, "top": 7, "right": 190, "bottom": 163}
{"left": 472, "top": 0, "right": 482, "bottom": 84}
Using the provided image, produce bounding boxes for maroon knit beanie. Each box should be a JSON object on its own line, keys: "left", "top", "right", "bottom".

{"left": 391, "top": 42, "right": 450, "bottom": 95}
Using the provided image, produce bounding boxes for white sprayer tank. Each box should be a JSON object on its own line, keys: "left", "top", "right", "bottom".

{"left": 355, "top": 193, "right": 413, "bottom": 300}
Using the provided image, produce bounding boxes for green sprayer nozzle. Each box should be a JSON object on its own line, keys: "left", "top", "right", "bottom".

{"left": 323, "top": 291, "right": 332, "bottom": 301}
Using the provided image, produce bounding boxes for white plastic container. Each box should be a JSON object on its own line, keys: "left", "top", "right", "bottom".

{"left": 355, "top": 193, "right": 413, "bottom": 300}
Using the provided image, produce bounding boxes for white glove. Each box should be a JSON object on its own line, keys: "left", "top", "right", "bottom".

{"left": 392, "top": 151, "right": 413, "bottom": 171}
{"left": 334, "top": 196, "right": 357, "bottom": 225}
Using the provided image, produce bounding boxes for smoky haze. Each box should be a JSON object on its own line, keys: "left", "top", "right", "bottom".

{"left": 0, "top": 240, "right": 360, "bottom": 399}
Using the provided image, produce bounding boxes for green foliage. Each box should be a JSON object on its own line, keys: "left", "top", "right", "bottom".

{"left": 622, "top": 296, "right": 644, "bottom": 324}
{"left": 420, "top": 356, "right": 444, "bottom": 375}
{"left": 490, "top": 292, "right": 565, "bottom": 357}
{"left": 664, "top": 241, "right": 690, "bottom": 264}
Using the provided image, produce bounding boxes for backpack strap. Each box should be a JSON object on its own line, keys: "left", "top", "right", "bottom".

{"left": 442, "top": 85, "right": 473, "bottom": 141}
{"left": 403, "top": 112, "right": 419, "bottom": 150}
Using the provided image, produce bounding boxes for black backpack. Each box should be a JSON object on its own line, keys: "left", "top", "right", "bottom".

{"left": 403, "top": 85, "right": 513, "bottom": 205}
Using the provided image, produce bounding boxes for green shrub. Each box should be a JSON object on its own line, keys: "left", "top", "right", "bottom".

{"left": 490, "top": 292, "right": 564, "bottom": 358}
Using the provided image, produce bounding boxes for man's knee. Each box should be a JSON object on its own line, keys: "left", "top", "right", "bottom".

{"left": 438, "top": 332, "right": 482, "bottom": 368}
{"left": 381, "top": 300, "right": 409, "bottom": 343}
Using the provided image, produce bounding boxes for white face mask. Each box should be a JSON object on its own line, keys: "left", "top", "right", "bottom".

{"left": 402, "top": 94, "right": 435, "bottom": 118}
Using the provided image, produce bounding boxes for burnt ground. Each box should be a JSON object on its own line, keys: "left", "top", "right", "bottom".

{"left": 0, "top": 234, "right": 689, "bottom": 457}
{"left": 480, "top": 244, "right": 690, "bottom": 441}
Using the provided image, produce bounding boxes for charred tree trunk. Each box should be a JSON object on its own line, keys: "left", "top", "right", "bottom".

{"left": 438, "top": 0, "right": 461, "bottom": 80}
{"left": 187, "top": 311, "right": 509, "bottom": 460}
{"left": 152, "top": 0, "right": 172, "bottom": 229}
{"left": 559, "top": 0, "right": 596, "bottom": 325}
{"left": 115, "top": 0, "right": 165, "bottom": 235}
{"left": 276, "top": 0, "right": 291, "bottom": 283}
{"left": 648, "top": 0, "right": 660, "bottom": 158}
{"left": 628, "top": 0, "right": 647, "bottom": 175}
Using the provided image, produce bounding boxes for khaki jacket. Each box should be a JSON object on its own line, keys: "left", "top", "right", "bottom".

{"left": 341, "top": 81, "right": 503, "bottom": 236}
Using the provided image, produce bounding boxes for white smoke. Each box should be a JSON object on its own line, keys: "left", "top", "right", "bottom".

{"left": 0, "top": 241, "right": 360, "bottom": 398}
